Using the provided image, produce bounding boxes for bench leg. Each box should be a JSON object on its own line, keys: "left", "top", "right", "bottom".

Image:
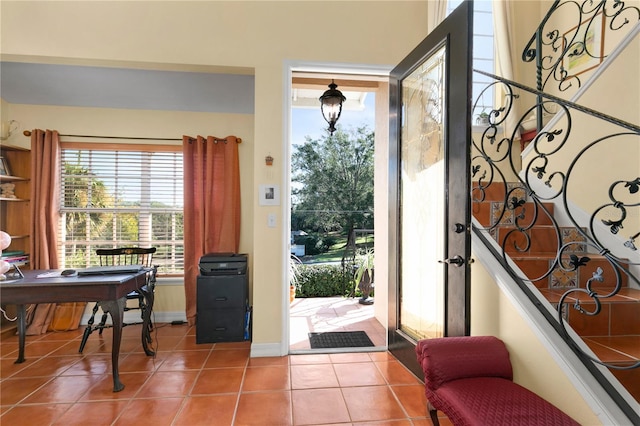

{"left": 427, "top": 401, "right": 440, "bottom": 426}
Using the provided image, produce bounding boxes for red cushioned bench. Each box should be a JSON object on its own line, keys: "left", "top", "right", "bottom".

{"left": 415, "top": 336, "right": 580, "bottom": 426}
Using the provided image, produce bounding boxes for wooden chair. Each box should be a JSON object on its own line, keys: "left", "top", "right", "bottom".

{"left": 78, "top": 247, "right": 157, "bottom": 356}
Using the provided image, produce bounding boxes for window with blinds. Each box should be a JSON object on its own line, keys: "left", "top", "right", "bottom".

{"left": 448, "top": 0, "right": 495, "bottom": 121}
{"left": 59, "top": 144, "right": 184, "bottom": 274}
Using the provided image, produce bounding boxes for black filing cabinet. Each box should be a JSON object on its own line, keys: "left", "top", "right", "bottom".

{"left": 196, "top": 253, "right": 249, "bottom": 343}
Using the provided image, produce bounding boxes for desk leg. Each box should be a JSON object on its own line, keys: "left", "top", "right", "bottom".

{"left": 140, "top": 287, "right": 155, "bottom": 357}
{"left": 15, "top": 304, "right": 26, "bottom": 364}
{"left": 100, "top": 297, "right": 126, "bottom": 392}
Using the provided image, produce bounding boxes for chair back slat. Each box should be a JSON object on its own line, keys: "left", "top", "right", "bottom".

{"left": 96, "top": 247, "right": 156, "bottom": 268}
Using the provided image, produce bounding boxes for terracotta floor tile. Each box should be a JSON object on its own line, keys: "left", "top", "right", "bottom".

{"left": 213, "top": 341, "right": 251, "bottom": 350}
{"left": 0, "top": 356, "right": 32, "bottom": 378}
{"left": 204, "top": 348, "right": 250, "bottom": 368}
{"left": 292, "top": 388, "right": 351, "bottom": 425}
{"left": 0, "top": 342, "right": 18, "bottom": 358}
{"left": 173, "top": 335, "right": 213, "bottom": 351}
{"left": 172, "top": 395, "right": 237, "bottom": 426}
{"left": 235, "top": 390, "right": 292, "bottom": 425}
{"left": 368, "top": 352, "right": 396, "bottom": 362}
{"left": 243, "top": 365, "right": 290, "bottom": 391}
{"left": 0, "top": 376, "right": 51, "bottom": 405}
{"left": 52, "top": 400, "right": 130, "bottom": 425}
{"left": 80, "top": 372, "right": 152, "bottom": 401}
{"left": 112, "top": 397, "right": 183, "bottom": 426}
{"left": 291, "top": 363, "right": 339, "bottom": 389}
{"left": 136, "top": 370, "right": 199, "bottom": 398}
{"left": 118, "top": 352, "right": 167, "bottom": 373}
{"left": 37, "top": 329, "right": 84, "bottom": 341}
{"left": 47, "top": 340, "right": 86, "bottom": 356}
{"left": 248, "top": 355, "right": 289, "bottom": 367}
{"left": 329, "top": 352, "right": 372, "bottom": 363}
{"left": 12, "top": 355, "right": 79, "bottom": 377}
{"left": 191, "top": 368, "right": 244, "bottom": 395}
{"left": 158, "top": 350, "right": 209, "bottom": 371}
{"left": 342, "top": 385, "right": 407, "bottom": 422}
{"left": 289, "top": 353, "right": 332, "bottom": 365}
{"left": 22, "top": 340, "right": 69, "bottom": 357}
{"left": 375, "top": 360, "right": 422, "bottom": 385}
{"left": 391, "top": 384, "right": 428, "bottom": 417}
{"left": 0, "top": 318, "right": 461, "bottom": 425}
{"left": 60, "top": 354, "right": 112, "bottom": 375}
{"left": 151, "top": 335, "right": 184, "bottom": 352}
{"left": 22, "top": 375, "right": 104, "bottom": 404}
{"left": 0, "top": 402, "right": 72, "bottom": 425}
{"left": 334, "top": 362, "right": 387, "bottom": 387}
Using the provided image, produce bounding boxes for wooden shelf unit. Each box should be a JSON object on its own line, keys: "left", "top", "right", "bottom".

{"left": 1, "top": 144, "right": 31, "bottom": 261}
{"left": 0, "top": 144, "right": 30, "bottom": 336}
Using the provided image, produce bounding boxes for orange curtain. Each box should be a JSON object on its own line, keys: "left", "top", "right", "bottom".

{"left": 27, "top": 129, "right": 61, "bottom": 334}
{"left": 183, "top": 135, "right": 241, "bottom": 326}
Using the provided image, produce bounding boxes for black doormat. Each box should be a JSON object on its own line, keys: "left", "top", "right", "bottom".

{"left": 308, "top": 331, "right": 374, "bottom": 349}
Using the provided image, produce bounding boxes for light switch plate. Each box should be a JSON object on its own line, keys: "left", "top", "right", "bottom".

{"left": 267, "top": 213, "right": 276, "bottom": 228}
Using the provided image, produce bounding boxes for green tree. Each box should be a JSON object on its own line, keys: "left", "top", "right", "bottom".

{"left": 291, "top": 125, "right": 374, "bottom": 236}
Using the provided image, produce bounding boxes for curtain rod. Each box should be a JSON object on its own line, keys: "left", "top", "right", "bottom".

{"left": 22, "top": 130, "right": 241, "bottom": 143}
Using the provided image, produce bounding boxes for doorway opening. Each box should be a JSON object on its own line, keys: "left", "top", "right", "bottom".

{"left": 286, "top": 67, "right": 390, "bottom": 353}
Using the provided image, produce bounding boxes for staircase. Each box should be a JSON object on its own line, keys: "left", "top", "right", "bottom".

{"left": 473, "top": 182, "right": 640, "bottom": 402}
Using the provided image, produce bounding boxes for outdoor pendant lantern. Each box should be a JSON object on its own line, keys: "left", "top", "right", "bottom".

{"left": 319, "top": 80, "right": 346, "bottom": 135}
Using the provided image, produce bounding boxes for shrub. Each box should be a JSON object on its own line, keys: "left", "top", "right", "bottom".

{"left": 295, "top": 233, "right": 337, "bottom": 256}
{"left": 294, "top": 263, "right": 352, "bottom": 297}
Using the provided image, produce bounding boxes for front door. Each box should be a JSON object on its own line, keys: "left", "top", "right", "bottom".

{"left": 388, "top": 1, "right": 473, "bottom": 377}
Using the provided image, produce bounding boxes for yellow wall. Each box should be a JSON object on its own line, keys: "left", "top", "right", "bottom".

{"left": 513, "top": 1, "right": 640, "bottom": 229}
{"left": 1, "top": 2, "right": 620, "bottom": 420}
{"left": 471, "top": 251, "right": 602, "bottom": 425}
{"left": 1, "top": 102, "right": 255, "bottom": 316}
{"left": 1, "top": 1, "right": 430, "bottom": 347}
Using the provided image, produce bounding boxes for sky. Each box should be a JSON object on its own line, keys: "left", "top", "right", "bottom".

{"left": 291, "top": 93, "right": 376, "bottom": 146}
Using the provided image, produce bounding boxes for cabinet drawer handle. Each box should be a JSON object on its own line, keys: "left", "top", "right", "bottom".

{"left": 215, "top": 297, "right": 227, "bottom": 301}
{"left": 215, "top": 327, "right": 226, "bottom": 331}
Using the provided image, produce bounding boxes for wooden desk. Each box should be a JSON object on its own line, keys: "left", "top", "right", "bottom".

{"left": 0, "top": 269, "right": 150, "bottom": 392}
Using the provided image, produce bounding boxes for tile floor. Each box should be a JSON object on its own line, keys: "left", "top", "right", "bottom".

{"left": 0, "top": 321, "right": 451, "bottom": 425}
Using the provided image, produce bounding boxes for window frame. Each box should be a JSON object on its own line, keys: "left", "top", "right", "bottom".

{"left": 58, "top": 142, "right": 184, "bottom": 276}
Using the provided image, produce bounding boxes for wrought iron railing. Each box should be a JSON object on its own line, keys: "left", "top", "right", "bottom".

{"left": 471, "top": 69, "right": 640, "bottom": 422}
{"left": 522, "top": 0, "right": 639, "bottom": 129}
{"left": 470, "top": 0, "right": 639, "bottom": 420}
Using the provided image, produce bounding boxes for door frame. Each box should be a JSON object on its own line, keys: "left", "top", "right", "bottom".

{"left": 282, "top": 61, "right": 392, "bottom": 355}
{"left": 387, "top": 1, "right": 474, "bottom": 376}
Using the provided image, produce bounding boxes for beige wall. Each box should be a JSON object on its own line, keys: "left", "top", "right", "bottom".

{"left": 1, "top": 1, "right": 430, "bottom": 347}
{"left": 471, "top": 251, "right": 602, "bottom": 425}
{"left": 1, "top": 101, "right": 255, "bottom": 317}
{"left": 515, "top": 1, "right": 640, "bottom": 252}
{"left": 2, "top": 1, "right": 623, "bottom": 419}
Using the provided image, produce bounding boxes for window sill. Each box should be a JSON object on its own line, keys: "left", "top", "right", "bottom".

{"left": 156, "top": 276, "right": 184, "bottom": 286}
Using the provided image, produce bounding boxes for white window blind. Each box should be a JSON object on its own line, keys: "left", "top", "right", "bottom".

{"left": 59, "top": 145, "right": 184, "bottom": 274}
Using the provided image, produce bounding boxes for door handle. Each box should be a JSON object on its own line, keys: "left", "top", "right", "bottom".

{"left": 439, "top": 255, "right": 465, "bottom": 266}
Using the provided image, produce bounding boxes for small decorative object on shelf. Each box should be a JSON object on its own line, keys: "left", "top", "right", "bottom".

{"left": 0, "top": 230, "right": 12, "bottom": 280}
{"left": 0, "top": 156, "right": 11, "bottom": 176}
{"left": 0, "top": 183, "right": 16, "bottom": 198}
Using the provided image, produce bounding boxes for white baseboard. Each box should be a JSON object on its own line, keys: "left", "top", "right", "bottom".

{"left": 250, "top": 342, "right": 286, "bottom": 358}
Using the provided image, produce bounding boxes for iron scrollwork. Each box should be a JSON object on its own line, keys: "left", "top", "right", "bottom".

{"left": 522, "top": 0, "right": 640, "bottom": 94}
{"left": 471, "top": 69, "right": 639, "bottom": 374}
